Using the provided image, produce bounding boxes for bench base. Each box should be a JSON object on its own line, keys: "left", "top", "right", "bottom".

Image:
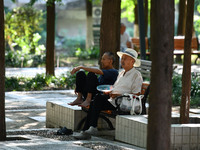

{"left": 115, "top": 115, "right": 200, "bottom": 149}
{"left": 115, "top": 115, "right": 147, "bottom": 148}
{"left": 46, "top": 101, "right": 87, "bottom": 130}
{"left": 46, "top": 101, "right": 116, "bottom": 130}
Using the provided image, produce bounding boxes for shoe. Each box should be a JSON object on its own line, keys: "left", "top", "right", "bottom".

{"left": 57, "top": 127, "right": 73, "bottom": 135}
{"left": 85, "top": 126, "right": 98, "bottom": 135}
{"left": 73, "top": 131, "right": 91, "bottom": 140}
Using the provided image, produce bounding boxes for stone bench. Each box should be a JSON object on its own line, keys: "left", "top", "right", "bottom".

{"left": 46, "top": 101, "right": 115, "bottom": 130}
{"left": 46, "top": 101, "right": 86, "bottom": 130}
{"left": 115, "top": 114, "right": 200, "bottom": 149}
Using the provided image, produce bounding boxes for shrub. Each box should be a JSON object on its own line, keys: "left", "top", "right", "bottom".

{"left": 5, "top": 72, "right": 76, "bottom": 91}
{"left": 5, "top": 50, "right": 45, "bottom": 67}
{"left": 172, "top": 73, "right": 200, "bottom": 107}
{"left": 55, "top": 36, "right": 85, "bottom": 57}
{"left": 75, "top": 47, "right": 99, "bottom": 59}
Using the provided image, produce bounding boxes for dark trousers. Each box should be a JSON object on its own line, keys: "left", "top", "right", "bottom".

{"left": 75, "top": 71, "right": 98, "bottom": 100}
{"left": 83, "top": 93, "right": 116, "bottom": 131}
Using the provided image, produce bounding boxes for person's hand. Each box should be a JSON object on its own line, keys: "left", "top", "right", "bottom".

{"left": 103, "top": 85, "right": 113, "bottom": 95}
{"left": 103, "top": 91, "right": 111, "bottom": 95}
{"left": 109, "top": 92, "right": 121, "bottom": 99}
{"left": 70, "top": 66, "right": 81, "bottom": 75}
{"left": 126, "top": 41, "right": 132, "bottom": 48}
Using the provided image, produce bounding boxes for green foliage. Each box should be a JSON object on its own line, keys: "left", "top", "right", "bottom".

{"left": 4, "top": 6, "right": 46, "bottom": 67}
{"left": 5, "top": 72, "right": 76, "bottom": 91}
{"left": 195, "top": 3, "right": 200, "bottom": 39}
{"left": 172, "top": 74, "right": 182, "bottom": 105}
{"left": 5, "top": 77, "right": 20, "bottom": 91}
{"left": 172, "top": 73, "right": 200, "bottom": 107}
{"left": 121, "top": 0, "right": 136, "bottom": 22}
{"left": 55, "top": 36, "right": 85, "bottom": 57}
{"left": 5, "top": 50, "right": 45, "bottom": 67}
{"left": 75, "top": 47, "right": 99, "bottom": 59}
{"left": 5, "top": 6, "right": 45, "bottom": 54}
{"left": 121, "top": 0, "right": 151, "bottom": 23}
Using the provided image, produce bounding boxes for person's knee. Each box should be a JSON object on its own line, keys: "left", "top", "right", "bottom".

{"left": 87, "top": 72, "right": 96, "bottom": 78}
{"left": 76, "top": 71, "right": 86, "bottom": 78}
{"left": 93, "top": 93, "right": 104, "bottom": 103}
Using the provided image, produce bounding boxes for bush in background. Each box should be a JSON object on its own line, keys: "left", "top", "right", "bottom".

{"left": 5, "top": 6, "right": 46, "bottom": 67}
{"left": 55, "top": 36, "right": 86, "bottom": 57}
{"left": 172, "top": 72, "right": 200, "bottom": 107}
{"left": 75, "top": 47, "right": 99, "bottom": 59}
{"left": 5, "top": 72, "right": 76, "bottom": 91}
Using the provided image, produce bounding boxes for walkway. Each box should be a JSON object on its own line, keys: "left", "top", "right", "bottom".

{"left": 3, "top": 90, "right": 145, "bottom": 150}
{"left": 5, "top": 64, "right": 200, "bottom": 78}
{"left": 6, "top": 67, "right": 72, "bottom": 77}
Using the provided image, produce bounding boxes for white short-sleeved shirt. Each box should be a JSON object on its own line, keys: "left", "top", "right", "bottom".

{"left": 109, "top": 67, "right": 143, "bottom": 106}
{"left": 120, "top": 32, "right": 131, "bottom": 52}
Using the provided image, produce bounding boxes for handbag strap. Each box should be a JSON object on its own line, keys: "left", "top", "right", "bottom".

{"left": 130, "top": 94, "right": 143, "bottom": 115}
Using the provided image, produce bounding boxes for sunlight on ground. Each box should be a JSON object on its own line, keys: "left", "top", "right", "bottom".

{"left": 60, "top": 57, "right": 99, "bottom": 67}
{"left": 20, "top": 122, "right": 42, "bottom": 129}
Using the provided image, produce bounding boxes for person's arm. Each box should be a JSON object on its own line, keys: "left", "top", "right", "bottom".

{"left": 126, "top": 41, "right": 132, "bottom": 48}
{"left": 70, "top": 66, "right": 103, "bottom": 75}
{"left": 109, "top": 93, "right": 121, "bottom": 99}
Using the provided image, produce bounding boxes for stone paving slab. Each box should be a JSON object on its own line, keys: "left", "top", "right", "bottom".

{"left": 6, "top": 67, "right": 71, "bottom": 77}
{"left": 5, "top": 90, "right": 76, "bottom": 108}
{"left": 5, "top": 90, "right": 77, "bottom": 130}
{"left": 2, "top": 129, "right": 145, "bottom": 150}
{"left": 0, "top": 134, "right": 91, "bottom": 150}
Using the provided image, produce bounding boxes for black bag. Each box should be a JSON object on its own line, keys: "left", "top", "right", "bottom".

{"left": 57, "top": 127, "right": 73, "bottom": 135}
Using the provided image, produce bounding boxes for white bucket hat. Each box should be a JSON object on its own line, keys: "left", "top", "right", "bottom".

{"left": 117, "top": 48, "right": 141, "bottom": 67}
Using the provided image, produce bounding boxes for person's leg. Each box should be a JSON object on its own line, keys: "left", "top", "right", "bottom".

{"left": 79, "top": 93, "right": 92, "bottom": 107}
{"left": 82, "top": 94, "right": 116, "bottom": 131}
{"left": 90, "top": 94, "right": 116, "bottom": 128}
{"left": 79, "top": 72, "right": 98, "bottom": 107}
{"left": 68, "top": 71, "right": 86, "bottom": 105}
{"left": 82, "top": 100, "right": 94, "bottom": 131}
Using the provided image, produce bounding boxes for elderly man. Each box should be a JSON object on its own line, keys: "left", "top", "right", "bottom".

{"left": 120, "top": 23, "right": 138, "bottom": 52}
{"left": 73, "top": 48, "right": 143, "bottom": 140}
{"left": 120, "top": 23, "right": 132, "bottom": 52}
{"left": 69, "top": 52, "right": 118, "bottom": 107}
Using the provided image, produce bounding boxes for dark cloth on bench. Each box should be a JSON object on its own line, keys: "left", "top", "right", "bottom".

{"left": 82, "top": 93, "right": 116, "bottom": 131}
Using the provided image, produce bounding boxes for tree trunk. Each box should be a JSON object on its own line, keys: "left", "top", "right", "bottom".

{"left": 180, "top": 0, "right": 194, "bottom": 124}
{"left": 0, "top": 0, "right": 6, "bottom": 141}
{"left": 176, "top": 0, "right": 187, "bottom": 63}
{"left": 134, "top": 2, "right": 139, "bottom": 37}
{"left": 85, "top": 0, "right": 94, "bottom": 49}
{"left": 177, "top": 0, "right": 186, "bottom": 36}
{"left": 147, "top": 0, "right": 174, "bottom": 149}
{"left": 100, "top": 0, "right": 121, "bottom": 69}
{"left": 144, "top": 0, "right": 148, "bottom": 37}
{"left": 46, "top": 0, "right": 55, "bottom": 76}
